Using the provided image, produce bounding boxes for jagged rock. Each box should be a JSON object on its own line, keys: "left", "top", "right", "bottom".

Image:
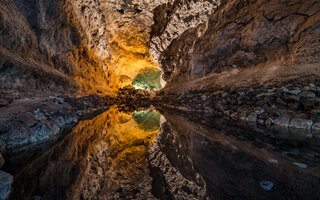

{"left": 282, "top": 87, "right": 301, "bottom": 95}
{"left": 273, "top": 114, "right": 292, "bottom": 135}
{"left": 0, "top": 171, "right": 13, "bottom": 200}
{"left": 312, "top": 121, "right": 320, "bottom": 137}
{"left": 289, "top": 118, "right": 313, "bottom": 137}
{"left": 246, "top": 113, "right": 257, "bottom": 123}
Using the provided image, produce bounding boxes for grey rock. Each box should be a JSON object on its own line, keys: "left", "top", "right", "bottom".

{"left": 274, "top": 114, "right": 291, "bottom": 129}
{"left": 289, "top": 118, "right": 313, "bottom": 137}
{"left": 0, "top": 171, "right": 13, "bottom": 200}
{"left": 292, "top": 162, "right": 308, "bottom": 169}
{"left": 259, "top": 181, "right": 274, "bottom": 191}
{"left": 288, "top": 89, "right": 302, "bottom": 95}
{"left": 254, "top": 108, "right": 265, "bottom": 115}
{"left": 221, "top": 92, "right": 229, "bottom": 99}
{"left": 268, "top": 159, "right": 278, "bottom": 164}
{"left": 34, "top": 109, "right": 46, "bottom": 120}
{"left": 246, "top": 113, "right": 257, "bottom": 122}
{"left": 299, "top": 91, "right": 316, "bottom": 98}
{"left": 256, "top": 92, "right": 275, "bottom": 98}
{"left": 311, "top": 121, "right": 320, "bottom": 137}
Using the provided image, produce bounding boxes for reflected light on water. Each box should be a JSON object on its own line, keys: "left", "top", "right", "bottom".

{"left": 11, "top": 105, "right": 161, "bottom": 199}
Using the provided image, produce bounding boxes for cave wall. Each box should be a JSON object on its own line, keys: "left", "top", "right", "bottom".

{"left": 0, "top": 0, "right": 169, "bottom": 100}
{"left": 0, "top": 0, "right": 78, "bottom": 98}
{"left": 1, "top": 0, "right": 319, "bottom": 98}
{"left": 0, "top": 0, "right": 119, "bottom": 99}
{"left": 152, "top": 0, "right": 320, "bottom": 88}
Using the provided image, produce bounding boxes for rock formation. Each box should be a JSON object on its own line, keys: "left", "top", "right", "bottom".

{"left": 0, "top": 0, "right": 320, "bottom": 198}
{"left": 153, "top": 0, "right": 320, "bottom": 136}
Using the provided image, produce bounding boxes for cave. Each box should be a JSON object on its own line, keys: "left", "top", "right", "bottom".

{"left": 0, "top": 0, "right": 320, "bottom": 199}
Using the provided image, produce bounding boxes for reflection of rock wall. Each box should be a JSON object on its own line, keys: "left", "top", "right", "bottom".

{"left": 11, "top": 106, "right": 160, "bottom": 199}
{"left": 149, "top": 110, "right": 320, "bottom": 199}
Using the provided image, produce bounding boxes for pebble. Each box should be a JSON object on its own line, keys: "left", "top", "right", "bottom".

{"left": 299, "top": 91, "right": 316, "bottom": 98}
{"left": 260, "top": 181, "right": 274, "bottom": 191}
{"left": 293, "top": 162, "right": 308, "bottom": 168}
{"left": 200, "top": 141, "right": 209, "bottom": 145}
{"left": 268, "top": 159, "right": 278, "bottom": 164}
{"left": 310, "top": 83, "right": 316, "bottom": 87}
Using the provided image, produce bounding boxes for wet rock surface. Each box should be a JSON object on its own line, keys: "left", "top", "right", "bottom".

{"left": 7, "top": 106, "right": 160, "bottom": 200}
{"left": 150, "top": 107, "right": 320, "bottom": 200}
{"left": 0, "top": 95, "right": 110, "bottom": 153}
{"left": 3, "top": 106, "right": 320, "bottom": 200}
{"left": 0, "top": 171, "right": 12, "bottom": 200}
{"left": 115, "top": 85, "right": 158, "bottom": 107}
{"left": 155, "top": 81, "right": 320, "bottom": 137}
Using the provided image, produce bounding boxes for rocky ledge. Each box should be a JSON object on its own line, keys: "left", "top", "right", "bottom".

{"left": 0, "top": 95, "right": 112, "bottom": 153}
{"left": 156, "top": 81, "right": 320, "bottom": 138}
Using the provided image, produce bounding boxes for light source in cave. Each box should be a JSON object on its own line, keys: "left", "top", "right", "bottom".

{"left": 106, "top": 21, "right": 162, "bottom": 90}
{"left": 132, "top": 68, "right": 162, "bottom": 90}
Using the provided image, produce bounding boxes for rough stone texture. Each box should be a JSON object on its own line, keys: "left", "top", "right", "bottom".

{"left": 0, "top": 95, "right": 109, "bottom": 152}
{"left": 153, "top": 0, "right": 320, "bottom": 134}
{"left": 150, "top": 0, "right": 221, "bottom": 63}
{"left": 154, "top": 0, "right": 320, "bottom": 85}
{"left": 154, "top": 82, "right": 320, "bottom": 138}
{"left": 0, "top": 0, "right": 116, "bottom": 99}
{"left": 0, "top": 170, "right": 13, "bottom": 200}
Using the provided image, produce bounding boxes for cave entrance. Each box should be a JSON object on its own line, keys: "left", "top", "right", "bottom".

{"left": 132, "top": 68, "right": 162, "bottom": 90}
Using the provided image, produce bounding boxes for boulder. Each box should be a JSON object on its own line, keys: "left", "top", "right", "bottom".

{"left": 289, "top": 118, "right": 313, "bottom": 137}
{"left": 312, "top": 121, "right": 320, "bottom": 138}
{"left": 0, "top": 171, "right": 13, "bottom": 200}
{"left": 273, "top": 114, "right": 292, "bottom": 135}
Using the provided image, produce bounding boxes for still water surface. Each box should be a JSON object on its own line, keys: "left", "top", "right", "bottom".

{"left": 8, "top": 105, "right": 320, "bottom": 199}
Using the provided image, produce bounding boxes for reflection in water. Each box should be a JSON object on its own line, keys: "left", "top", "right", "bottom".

{"left": 10, "top": 106, "right": 160, "bottom": 199}
{"left": 9, "top": 106, "right": 320, "bottom": 200}
{"left": 150, "top": 109, "right": 320, "bottom": 200}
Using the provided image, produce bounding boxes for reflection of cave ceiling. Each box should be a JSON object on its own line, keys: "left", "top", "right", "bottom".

{"left": 132, "top": 110, "right": 161, "bottom": 131}
{"left": 132, "top": 68, "right": 162, "bottom": 90}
